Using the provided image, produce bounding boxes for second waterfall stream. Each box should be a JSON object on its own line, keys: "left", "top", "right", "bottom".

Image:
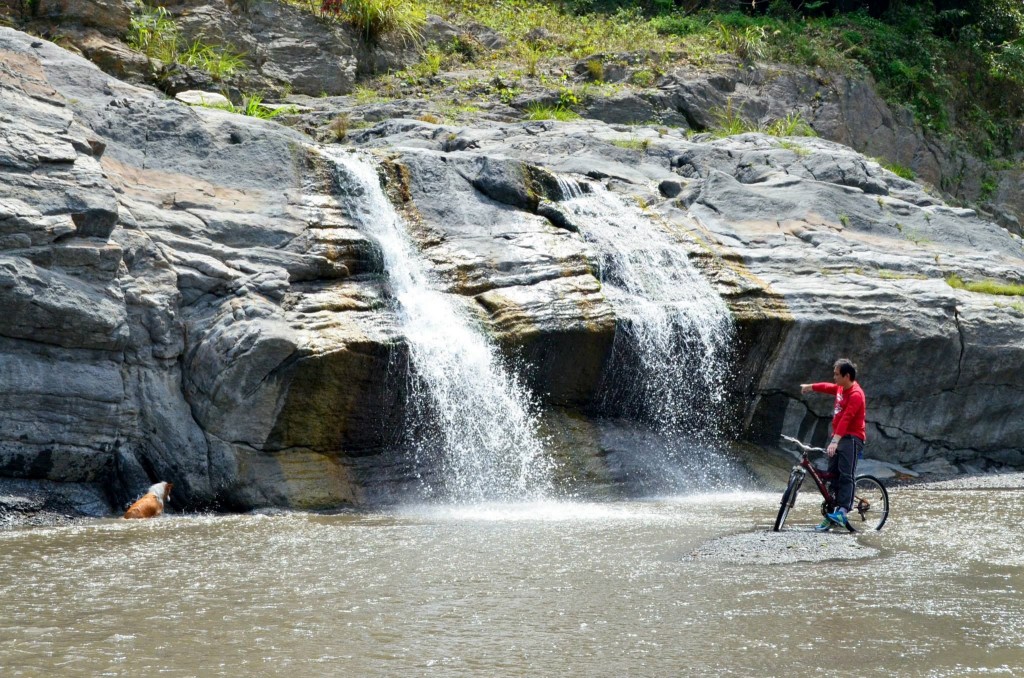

{"left": 556, "top": 178, "right": 743, "bottom": 491}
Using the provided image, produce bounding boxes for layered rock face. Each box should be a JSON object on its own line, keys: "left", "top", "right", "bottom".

{"left": 1, "top": 27, "right": 401, "bottom": 512}
{"left": 353, "top": 121, "right": 1024, "bottom": 467}
{"left": 2, "top": 27, "right": 1022, "bottom": 516}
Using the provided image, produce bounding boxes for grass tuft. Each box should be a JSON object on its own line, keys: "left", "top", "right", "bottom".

{"left": 876, "top": 158, "right": 916, "bottom": 180}
{"left": 128, "top": 5, "right": 245, "bottom": 80}
{"left": 328, "top": 113, "right": 350, "bottom": 140}
{"left": 763, "top": 112, "right": 816, "bottom": 137}
{"left": 946, "top": 275, "right": 1024, "bottom": 296}
{"left": 178, "top": 39, "right": 245, "bottom": 80}
{"left": 524, "top": 104, "right": 580, "bottom": 121}
{"left": 127, "top": 5, "right": 179, "bottom": 63}
{"left": 709, "top": 101, "right": 756, "bottom": 138}
{"left": 609, "top": 136, "right": 650, "bottom": 151}
{"left": 320, "top": 0, "right": 426, "bottom": 44}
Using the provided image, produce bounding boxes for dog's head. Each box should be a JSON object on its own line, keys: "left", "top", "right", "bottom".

{"left": 148, "top": 481, "right": 173, "bottom": 503}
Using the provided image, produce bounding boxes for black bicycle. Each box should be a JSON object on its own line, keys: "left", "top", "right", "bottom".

{"left": 774, "top": 435, "right": 889, "bottom": 532}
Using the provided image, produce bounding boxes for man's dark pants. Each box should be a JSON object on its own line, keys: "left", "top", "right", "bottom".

{"left": 828, "top": 436, "right": 863, "bottom": 512}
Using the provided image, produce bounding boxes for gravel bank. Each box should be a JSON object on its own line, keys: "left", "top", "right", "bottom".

{"left": 897, "top": 471, "right": 1024, "bottom": 491}
{"left": 690, "top": 530, "right": 879, "bottom": 564}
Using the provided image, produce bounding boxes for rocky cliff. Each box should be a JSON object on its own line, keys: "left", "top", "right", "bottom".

{"left": 2, "top": 25, "right": 1022, "bottom": 517}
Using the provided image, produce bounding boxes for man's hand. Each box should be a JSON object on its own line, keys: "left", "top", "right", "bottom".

{"left": 800, "top": 384, "right": 812, "bottom": 394}
{"left": 826, "top": 441, "right": 837, "bottom": 457}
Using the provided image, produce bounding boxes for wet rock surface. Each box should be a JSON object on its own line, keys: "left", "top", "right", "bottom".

{"left": 0, "top": 477, "right": 108, "bottom": 530}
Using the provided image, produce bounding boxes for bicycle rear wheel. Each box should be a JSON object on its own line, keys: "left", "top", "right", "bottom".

{"left": 773, "top": 472, "right": 804, "bottom": 532}
{"left": 847, "top": 474, "right": 889, "bottom": 532}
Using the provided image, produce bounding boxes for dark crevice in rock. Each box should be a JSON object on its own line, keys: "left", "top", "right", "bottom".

{"left": 953, "top": 307, "right": 965, "bottom": 388}
{"left": 678, "top": 106, "right": 704, "bottom": 133}
{"left": 536, "top": 200, "right": 578, "bottom": 232}
{"left": 874, "top": 420, "right": 982, "bottom": 457}
{"left": 246, "top": 348, "right": 302, "bottom": 400}
{"left": 697, "top": 196, "right": 722, "bottom": 216}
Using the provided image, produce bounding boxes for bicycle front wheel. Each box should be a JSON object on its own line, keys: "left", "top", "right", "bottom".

{"left": 773, "top": 472, "right": 804, "bottom": 532}
{"left": 847, "top": 474, "right": 889, "bottom": 532}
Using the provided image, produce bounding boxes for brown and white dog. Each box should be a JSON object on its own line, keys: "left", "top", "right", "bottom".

{"left": 123, "top": 482, "right": 173, "bottom": 519}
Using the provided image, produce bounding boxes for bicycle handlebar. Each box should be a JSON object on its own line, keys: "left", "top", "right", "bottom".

{"left": 779, "top": 434, "right": 826, "bottom": 454}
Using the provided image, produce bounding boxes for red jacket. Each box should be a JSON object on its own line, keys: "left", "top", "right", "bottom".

{"left": 812, "top": 382, "right": 866, "bottom": 441}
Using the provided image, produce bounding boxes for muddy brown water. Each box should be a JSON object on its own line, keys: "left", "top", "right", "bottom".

{"left": 1, "top": 485, "right": 1022, "bottom": 676}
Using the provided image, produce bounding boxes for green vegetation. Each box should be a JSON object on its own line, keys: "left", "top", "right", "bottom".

{"left": 437, "top": 102, "right": 481, "bottom": 119}
{"left": 193, "top": 93, "right": 299, "bottom": 120}
{"left": 328, "top": 113, "right": 350, "bottom": 141}
{"left": 904, "top": 228, "right": 932, "bottom": 246}
{"left": 610, "top": 136, "right": 650, "bottom": 151}
{"left": 421, "top": 0, "right": 675, "bottom": 58}
{"left": 490, "top": 80, "right": 523, "bottom": 104}
{"left": 876, "top": 159, "right": 916, "bottom": 180}
{"left": 763, "top": 112, "right": 816, "bottom": 137}
{"left": 7, "top": 0, "right": 43, "bottom": 22}
{"left": 318, "top": 0, "right": 426, "bottom": 43}
{"left": 525, "top": 104, "right": 580, "bottom": 121}
{"left": 996, "top": 301, "right": 1024, "bottom": 314}
{"left": 241, "top": 94, "right": 298, "bottom": 119}
{"left": 777, "top": 139, "right": 810, "bottom": 156}
{"left": 980, "top": 175, "right": 998, "bottom": 201}
{"left": 878, "top": 269, "right": 927, "bottom": 280}
{"left": 405, "top": 1, "right": 1023, "bottom": 157}
{"left": 631, "top": 69, "right": 656, "bottom": 87}
{"left": 410, "top": 44, "right": 445, "bottom": 78}
{"left": 946, "top": 274, "right": 1024, "bottom": 296}
{"left": 585, "top": 59, "right": 605, "bottom": 81}
{"left": 179, "top": 39, "right": 245, "bottom": 80}
{"left": 128, "top": 5, "right": 244, "bottom": 80}
{"left": 708, "top": 103, "right": 815, "bottom": 139}
{"left": 709, "top": 101, "right": 752, "bottom": 138}
{"left": 127, "top": 5, "right": 179, "bottom": 63}
{"left": 352, "top": 85, "right": 389, "bottom": 104}
{"left": 242, "top": 0, "right": 1023, "bottom": 165}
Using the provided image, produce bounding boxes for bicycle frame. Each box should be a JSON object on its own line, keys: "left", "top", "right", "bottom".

{"left": 788, "top": 450, "right": 839, "bottom": 512}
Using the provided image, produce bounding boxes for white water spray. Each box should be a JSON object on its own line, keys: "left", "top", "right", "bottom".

{"left": 327, "top": 150, "right": 551, "bottom": 502}
{"left": 557, "top": 178, "right": 735, "bottom": 443}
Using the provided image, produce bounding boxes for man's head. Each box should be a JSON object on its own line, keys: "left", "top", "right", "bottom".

{"left": 833, "top": 358, "right": 857, "bottom": 387}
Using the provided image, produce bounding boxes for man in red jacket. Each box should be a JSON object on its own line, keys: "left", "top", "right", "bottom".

{"left": 800, "top": 358, "right": 866, "bottom": 531}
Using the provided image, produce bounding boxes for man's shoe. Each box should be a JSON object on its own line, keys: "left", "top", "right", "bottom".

{"left": 813, "top": 519, "right": 832, "bottom": 533}
{"left": 826, "top": 508, "right": 849, "bottom": 529}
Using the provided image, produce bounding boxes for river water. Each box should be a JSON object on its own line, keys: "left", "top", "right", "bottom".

{"left": 2, "top": 484, "right": 1022, "bottom": 676}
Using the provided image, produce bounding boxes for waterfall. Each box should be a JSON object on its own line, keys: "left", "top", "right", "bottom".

{"left": 557, "top": 178, "right": 741, "bottom": 490}
{"left": 327, "top": 150, "right": 550, "bottom": 503}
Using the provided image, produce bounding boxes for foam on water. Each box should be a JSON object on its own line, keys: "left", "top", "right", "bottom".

{"left": 395, "top": 500, "right": 672, "bottom": 523}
